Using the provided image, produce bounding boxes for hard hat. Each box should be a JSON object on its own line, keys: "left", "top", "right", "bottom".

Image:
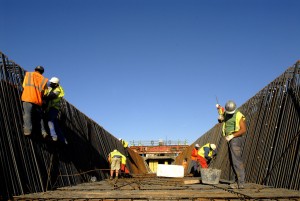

{"left": 195, "top": 143, "right": 200, "bottom": 148}
{"left": 50, "top": 77, "right": 60, "bottom": 84}
{"left": 210, "top": 144, "right": 216, "bottom": 150}
{"left": 225, "top": 100, "right": 236, "bottom": 114}
{"left": 35, "top": 65, "right": 44, "bottom": 74}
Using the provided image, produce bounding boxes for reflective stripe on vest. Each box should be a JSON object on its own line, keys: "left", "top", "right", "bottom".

{"left": 21, "top": 72, "right": 48, "bottom": 106}
{"left": 23, "top": 72, "right": 48, "bottom": 92}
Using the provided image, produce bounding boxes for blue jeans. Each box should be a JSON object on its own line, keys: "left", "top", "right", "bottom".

{"left": 47, "top": 108, "right": 65, "bottom": 142}
{"left": 23, "top": 102, "right": 45, "bottom": 133}
{"left": 228, "top": 137, "right": 245, "bottom": 185}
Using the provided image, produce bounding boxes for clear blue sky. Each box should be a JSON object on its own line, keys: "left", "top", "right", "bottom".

{"left": 1, "top": 0, "right": 299, "bottom": 145}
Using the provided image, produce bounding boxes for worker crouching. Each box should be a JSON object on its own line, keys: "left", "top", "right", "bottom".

{"left": 197, "top": 143, "right": 217, "bottom": 168}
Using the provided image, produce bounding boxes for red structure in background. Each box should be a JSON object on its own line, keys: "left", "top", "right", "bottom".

{"left": 130, "top": 145, "right": 189, "bottom": 155}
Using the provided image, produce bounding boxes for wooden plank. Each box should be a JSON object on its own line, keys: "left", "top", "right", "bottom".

{"left": 183, "top": 179, "right": 200, "bottom": 184}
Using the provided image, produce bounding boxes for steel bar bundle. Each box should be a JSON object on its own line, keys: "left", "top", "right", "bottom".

{"left": 176, "top": 61, "right": 300, "bottom": 191}
{"left": 0, "top": 52, "right": 147, "bottom": 200}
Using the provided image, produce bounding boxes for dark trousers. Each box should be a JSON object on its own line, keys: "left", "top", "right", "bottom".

{"left": 228, "top": 137, "right": 245, "bottom": 185}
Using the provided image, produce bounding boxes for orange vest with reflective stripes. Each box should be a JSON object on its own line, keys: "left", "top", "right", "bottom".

{"left": 21, "top": 72, "right": 48, "bottom": 106}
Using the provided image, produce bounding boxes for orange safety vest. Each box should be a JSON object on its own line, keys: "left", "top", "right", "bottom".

{"left": 21, "top": 72, "right": 48, "bottom": 106}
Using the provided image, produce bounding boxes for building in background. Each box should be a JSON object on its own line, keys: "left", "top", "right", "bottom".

{"left": 129, "top": 139, "right": 189, "bottom": 173}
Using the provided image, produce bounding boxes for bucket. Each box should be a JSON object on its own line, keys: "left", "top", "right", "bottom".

{"left": 200, "top": 168, "right": 221, "bottom": 184}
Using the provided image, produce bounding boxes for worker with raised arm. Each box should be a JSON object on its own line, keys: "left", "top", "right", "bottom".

{"left": 190, "top": 143, "right": 200, "bottom": 176}
{"left": 218, "top": 100, "right": 247, "bottom": 189}
{"left": 197, "top": 143, "right": 217, "bottom": 168}
{"left": 21, "top": 66, "right": 48, "bottom": 136}
{"left": 216, "top": 103, "right": 225, "bottom": 123}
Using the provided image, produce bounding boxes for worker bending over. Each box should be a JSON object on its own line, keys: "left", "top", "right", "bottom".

{"left": 197, "top": 143, "right": 217, "bottom": 168}
{"left": 108, "top": 149, "right": 126, "bottom": 180}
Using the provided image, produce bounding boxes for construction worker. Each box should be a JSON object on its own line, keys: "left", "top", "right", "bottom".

{"left": 216, "top": 104, "right": 225, "bottom": 123}
{"left": 190, "top": 143, "right": 200, "bottom": 176}
{"left": 218, "top": 100, "right": 246, "bottom": 189}
{"left": 21, "top": 66, "right": 48, "bottom": 136}
{"left": 119, "top": 138, "right": 128, "bottom": 148}
{"left": 43, "top": 77, "right": 66, "bottom": 143}
{"left": 197, "top": 143, "right": 217, "bottom": 168}
{"left": 108, "top": 149, "right": 126, "bottom": 180}
{"left": 119, "top": 138, "right": 129, "bottom": 156}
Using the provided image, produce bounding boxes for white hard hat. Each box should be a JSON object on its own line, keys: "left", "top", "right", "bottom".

{"left": 50, "top": 77, "right": 60, "bottom": 84}
{"left": 195, "top": 143, "right": 200, "bottom": 148}
{"left": 225, "top": 100, "right": 236, "bottom": 114}
{"left": 210, "top": 144, "right": 217, "bottom": 150}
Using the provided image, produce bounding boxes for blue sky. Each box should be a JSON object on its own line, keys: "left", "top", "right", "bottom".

{"left": 1, "top": 0, "right": 299, "bottom": 145}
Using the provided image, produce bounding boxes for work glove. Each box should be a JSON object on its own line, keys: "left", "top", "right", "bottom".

{"left": 218, "top": 114, "right": 224, "bottom": 121}
{"left": 225, "top": 135, "right": 234, "bottom": 142}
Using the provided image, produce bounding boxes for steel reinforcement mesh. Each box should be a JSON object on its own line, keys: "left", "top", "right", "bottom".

{"left": 0, "top": 52, "right": 148, "bottom": 200}
{"left": 176, "top": 61, "right": 300, "bottom": 191}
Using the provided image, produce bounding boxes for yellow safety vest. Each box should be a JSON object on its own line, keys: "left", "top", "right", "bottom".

{"left": 222, "top": 111, "right": 245, "bottom": 136}
{"left": 45, "top": 85, "right": 65, "bottom": 111}
{"left": 198, "top": 143, "right": 213, "bottom": 158}
{"left": 121, "top": 140, "right": 128, "bottom": 148}
{"left": 109, "top": 150, "right": 125, "bottom": 162}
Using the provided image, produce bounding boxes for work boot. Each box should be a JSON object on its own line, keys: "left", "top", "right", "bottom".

{"left": 109, "top": 176, "right": 113, "bottom": 180}
{"left": 229, "top": 183, "right": 239, "bottom": 189}
{"left": 52, "top": 136, "right": 58, "bottom": 141}
{"left": 42, "top": 130, "right": 48, "bottom": 138}
{"left": 229, "top": 182, "right": 244, "bottom": 189}
{"left": 24, "top": 128, "right": 31, "bottom": 136}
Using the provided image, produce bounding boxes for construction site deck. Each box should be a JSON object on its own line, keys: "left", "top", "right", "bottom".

{"left": 13, "top": 175, "right": 300, "bottom": 201}
{"left": 1, "top": 54, "right": 300, "bottom": 201}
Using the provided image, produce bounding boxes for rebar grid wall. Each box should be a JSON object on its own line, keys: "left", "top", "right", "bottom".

{"left": 176, "top": 61, "right": 300, "bottom": 190}
{"left": 0, "top": 52, "right": 147, "bottom": 200}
